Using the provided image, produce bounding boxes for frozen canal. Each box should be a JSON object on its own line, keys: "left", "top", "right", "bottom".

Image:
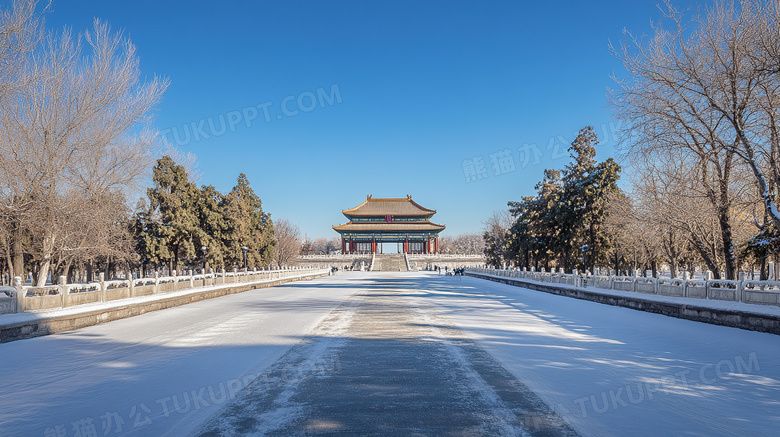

{"left": 1, "top": 272, "right": 778, "bottom": 436}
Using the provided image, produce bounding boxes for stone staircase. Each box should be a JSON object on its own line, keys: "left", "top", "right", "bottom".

{"left": 371, "top": 254, "right": 408, "bottom": 272}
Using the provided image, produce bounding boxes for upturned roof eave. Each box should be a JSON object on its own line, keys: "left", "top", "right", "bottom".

{"left": 332, "top": 221, "right": 446, "bottom": 232}
{"left": 341, "top": 196, "right": 437, "bottom": 217}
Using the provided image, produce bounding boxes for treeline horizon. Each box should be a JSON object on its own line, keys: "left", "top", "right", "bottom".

{"left": 0, "top": 2, "right": 282, "bottom": 286}
{"left": 483, "top": 1, "right": 780, "bottom": 281}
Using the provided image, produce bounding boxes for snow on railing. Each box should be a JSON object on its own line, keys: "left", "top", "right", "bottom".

{"left": 0, "top": 267, "right": 329, "bottom": 315}
{"left": 465, "top": 267, "right": 780, "bottom": 308}
{"left": 298, "top": 254, "right": 370, "bottom": 259}
{"left": 407, "top": 253, "right": 485, "bottom": 259}
{"left": 0, "top": 286, "right": 17, "bottom": 314}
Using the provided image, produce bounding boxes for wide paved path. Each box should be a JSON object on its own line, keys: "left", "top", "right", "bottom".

{"left": 198, "top": 275, "right": 575, "bottom": 436}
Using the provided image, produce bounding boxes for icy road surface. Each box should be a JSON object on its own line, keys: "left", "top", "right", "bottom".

{"left": 2, "top": 271, "right": 779, "bottom": 436}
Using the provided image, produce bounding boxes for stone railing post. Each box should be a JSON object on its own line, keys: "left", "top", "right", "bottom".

{"left": 189, "top": 270, "right": 195, "bottom": 289}
{"left": 14, "top": 276, "right": 24, "bottom": 313}
{"left": 99, "top": 273, "right": 106, "bottom": 302}
{"left": 171, "top": 270, "right": 177, "bottom": 291}
{"left": 154, "top": 271, "right": 160, "bottom": 294}
{"left": 59, "top": 275, "right": 69, "bottom": 308}
{"left": 220, "top": 269, "right": 226, "bottom": 285}
{"left": 233, "top": 268, "right": 239, "bottom": 283}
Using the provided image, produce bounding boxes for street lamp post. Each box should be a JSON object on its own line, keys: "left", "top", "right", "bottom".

{"left": 201, "top": 246, "right": 208, "bottom": 273}
{"left": 241, "top": 246, "right": 248, "bottom": 270}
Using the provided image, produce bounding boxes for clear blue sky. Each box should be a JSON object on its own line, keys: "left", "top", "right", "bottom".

{"left": 44, "top": 0, "right": 685, "bottom": 239}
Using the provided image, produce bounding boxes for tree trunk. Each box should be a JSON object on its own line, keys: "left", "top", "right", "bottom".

{"left": 3, "top": 235, "right": 14, "bottom": 280}
{"left": 588, "top": 221, "right": 596, "bottom": 272}
{"left": 716, "top": 161, "right": 737, "bottom": 280}
{"left": 35, "top": 232, "right": 56, "bottom": 287}
{"left": 760, "top": 254, "right": 768, "bottom": 280}
{"left": 689, "top": 235, "right": 720, "bottom": 279}
{"left": 105, "top": 257, "right": 113, "bottom": 280}
{"left": 12, "top": 227, "right": 24, "bottom": 280}
{"left": 67, "top": 263, "right": 75, "bottom": 284}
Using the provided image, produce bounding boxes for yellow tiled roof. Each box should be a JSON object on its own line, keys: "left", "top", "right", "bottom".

{"left": 342, "top": 195, "right": 436, "bottom": 217}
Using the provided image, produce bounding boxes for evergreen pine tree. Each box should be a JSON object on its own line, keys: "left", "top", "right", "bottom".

{"left": 145, "top": 156, "right": 201, "bottom": 273}
{"left": 221, "top": 173, "right": 275, "bottom": 269}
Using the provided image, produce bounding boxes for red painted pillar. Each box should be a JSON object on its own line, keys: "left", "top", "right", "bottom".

{"left": 372, "top": 237, "right": 376, "bottom": 254}
{"left": 404, "top": 237, "right": 408, "bottom": 254}
{"left": 341, "top": 237, "right": 345, "bottom": 254}
{"left": 434, "top": 237, "right": 438, "bottom": 254}
{"left": 349, "top": 238, "right": 353, "bottom": 254}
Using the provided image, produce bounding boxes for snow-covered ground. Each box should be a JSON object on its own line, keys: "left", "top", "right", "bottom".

{"left": 425, "top": 273, "right": 780, "bottom": 436}
{"left": 2, "top": 271, "right": 778, "bottom": 436}
{"left": 0, "top": 272, "right": 365, "bottom": 437}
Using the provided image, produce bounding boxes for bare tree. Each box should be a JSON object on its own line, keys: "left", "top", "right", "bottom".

{"left": 611, "top": 0, "right": 774, "bottom": 279}
{"left": 316, "top": 237, "right": 341, "bottom": 255}
{"left": 630, "top": 150, "right": 722, "bottom": 276}
{"left": 602, "top": 192, "right": 647, "bottom": 274}
{"left": 0, "top": 17, "right": 168, "bottom": 285}
{"left": 438, "top": 233, "right": 485, "bottom": 255}
{"left": 0, "top": 0, "right": 46, "bottom": 281}
{"left": 299, "top": 238, "right": 315, "bottom": 256}
{"left": 272, "top": 219, "right": 301, "bottom": 268}
{"left": 0, "top": 0, "right": 45, "bottom": 98}
{"left": 482, "top": 210, "right": 512, "bottom": 267}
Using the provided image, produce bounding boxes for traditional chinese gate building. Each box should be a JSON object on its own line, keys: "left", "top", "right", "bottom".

{"left": 334, "top": 195, "right": 445, "bottom": 254}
